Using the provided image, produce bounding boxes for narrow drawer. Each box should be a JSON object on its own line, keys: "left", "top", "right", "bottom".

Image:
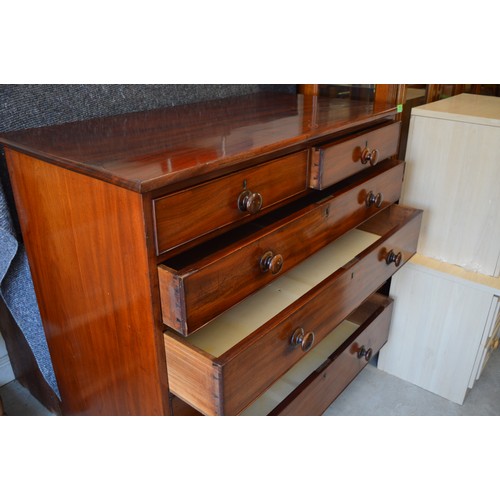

{"left": 153, "top": 151, "right": 309, "bottom": 255}
{"left": 164, "top": 204, "right": 422, "bottom": 415}
{"left": 310, "top": 121, "right": 401, "bottom": 190}
{"left": 158, "top": 160, "right": 405, "bottom": 336}
{"left": 242, "top": 293, "right": 393, "bottom": 416}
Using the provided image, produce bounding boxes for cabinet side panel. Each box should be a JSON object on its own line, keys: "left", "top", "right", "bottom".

{"left": 402, "top": 116, "right": 500, "bottom": 276}
{"left": 5, "top": 150, "right": 168, "bottom": 415}
{"left": 378, "top": 263, "right": 492, "bottom": 404}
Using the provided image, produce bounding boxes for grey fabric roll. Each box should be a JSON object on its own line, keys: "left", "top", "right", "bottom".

{"left": 0, "top": 84, "right": 295, "bottom": 400}
{"left": 0, "top": 176, "right": 59, "bottom": 396}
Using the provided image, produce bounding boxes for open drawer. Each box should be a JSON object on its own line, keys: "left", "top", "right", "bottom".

{"left": 241, "top": 293, "right": 393, "bottom": 416}
{"left": 164, "top": 204, "right": 422, "bottom": 415}
{"left": 159, "top": 160, "right": 405, "bottom": 336}
{"left": 310, "top": 121, "right": 401, "bottom": 190}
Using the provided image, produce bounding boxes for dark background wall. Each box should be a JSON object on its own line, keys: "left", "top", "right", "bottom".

{"left": 0, "top": 84, "right": 296, "bottom": 132}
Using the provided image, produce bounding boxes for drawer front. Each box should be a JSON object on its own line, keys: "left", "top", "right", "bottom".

{"left": 270, "top": 295, "right": 394, "bottom": 416}
{"left": 159, "top": 160, "right": 405, "bottom": 335}
{"left": 310, "top": 121, "right": 401, "bottom": 190}
{"left": 153, "top": 151, "right": 309, "bottom": 255}
{"left": 164, "top": 205, "right": 422, "bottom": 415}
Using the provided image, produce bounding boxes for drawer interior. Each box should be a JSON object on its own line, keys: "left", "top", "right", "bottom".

{"left": 183, "top": 228, "right": 380, "bottom": 357}
{"left": 158, "top": 160, "right": 405, "bottom": 336}
{"left": 175, "top": 204, "right": 416, "bottom": 358}
{"left": 240, "top": 293, "right": 391, "bottom": 416}
{"left": 164, "top": 204, "right": 420, "bottom": 415}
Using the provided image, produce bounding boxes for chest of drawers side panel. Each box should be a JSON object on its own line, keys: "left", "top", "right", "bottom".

{"left": 5, "top": 149, "right": 169, "bottom": 416}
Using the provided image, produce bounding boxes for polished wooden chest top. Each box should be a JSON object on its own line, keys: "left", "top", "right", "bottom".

{"left": 0, "top": 91, "right": 410, "bottom": 416}
{"left": 1, "top": 93, "right": 397, "bottom": 192}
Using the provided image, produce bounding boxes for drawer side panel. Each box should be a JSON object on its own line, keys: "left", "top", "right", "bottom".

{"left": 164, "top": 334, "right": 222, "bottom": 415}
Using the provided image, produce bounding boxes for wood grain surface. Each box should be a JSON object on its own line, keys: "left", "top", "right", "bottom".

{"left": 5, "top": 149, "right": 169, "bottom": 415}
{"left": 0, "top": 93, "right": 397, "bottom": 193}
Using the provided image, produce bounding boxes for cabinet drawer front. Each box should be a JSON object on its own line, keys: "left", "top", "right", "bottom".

{"left": 153, "top": 151, "right": 308, "bottom": 255}
{"left": 310, "top": 121, "right": 401, "bottom": 190}
{"left": 164, "top": 205, "right": 422, "bottom": 415}
{"left": 269, "top": 294, "right": 393, "bottom": 416}
{"left": 159, "top": 160, "right": 405, "bottom": 335}
{"left": 240, "top": 294, "right": 392, "bottom": 416}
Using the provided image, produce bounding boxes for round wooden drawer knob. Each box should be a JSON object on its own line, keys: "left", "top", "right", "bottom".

{"left": 238, "top": 189, "right": 263, "bottom": 214}
{"left": 357, "top": 345, "right": 373, "bottom": 362}
{"left": 386, "top": 250, "right": 402, "bottom": 267}
{"left": 360, "top": 147, "right": 380, "bottom": 166}
{"left": 260, "top": 251, "right": 284, "bottom": 274}
{"left": 290, "top": 327, "right": 315, "bottom": 352}
{"left": 366, "top": 191, "right": 383, "bottom": 208}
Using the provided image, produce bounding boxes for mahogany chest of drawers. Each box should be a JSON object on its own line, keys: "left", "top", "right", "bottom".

{"left": 0, "top": 92, "right": 421, "bottom": 415}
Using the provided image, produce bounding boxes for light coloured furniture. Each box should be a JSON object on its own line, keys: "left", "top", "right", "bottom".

{"left": 378, "top": 94, "right": 500, "bottom": 404}
{"left": 401, "top": 94, "right": 500, "bottom": 276}
{"left": 378, "top": 255, "right": 499, "bottom": 404}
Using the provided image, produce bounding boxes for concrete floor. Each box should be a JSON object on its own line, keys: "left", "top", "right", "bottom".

{"left": 325, "top": 348, "right": 500, "bottom": 416}
{"left": 1, "top": 348, "right": 499, "bottom": 416}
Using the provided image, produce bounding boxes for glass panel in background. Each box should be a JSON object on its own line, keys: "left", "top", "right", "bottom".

{"left": 318, "top": 84, "right": 376, "bottom": 103}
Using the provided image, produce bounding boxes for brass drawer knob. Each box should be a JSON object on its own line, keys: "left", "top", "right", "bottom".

{"left": 360, "top": 147, "right": 380, "bottom": 166}
{"left": 260, "top": 250, "right": 284, "bottom": 274}
{"left": 238, "top": 189, "right": 263, "bottom": 214}
{"left": 386, "top": 250, "right": 402, "bottom": 267}
{"left": 357, "top": 345, "right": 373, "bottom": 362}
{"left": 290, "top": 327, "right": 315, "bottom": 352}
{"left": 366, "top": 191, "right": 383, "bottom": 208}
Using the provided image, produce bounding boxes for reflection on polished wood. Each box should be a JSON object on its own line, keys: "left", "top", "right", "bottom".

{"left": 5, "top": 151, "right": 169, "bottom": 416}
{"left": 0, "top": 93, "right": 397, "bottom": 193}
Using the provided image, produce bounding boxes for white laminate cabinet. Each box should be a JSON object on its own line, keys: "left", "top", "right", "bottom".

{"left": 378, "top": 255, "right": 500, "bottom": 404}
{"left": 378, "top": 94, "right": 500, "bottom": 404}
{"left": 401, "top": 94, "right": 500, "bottom": 276}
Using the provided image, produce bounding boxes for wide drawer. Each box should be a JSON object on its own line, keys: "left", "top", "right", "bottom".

{"left": 163, "top": 204, "right": 422, "bottom": 415}
{"left": 241, "top": 293, "right": 393, "bottom": 416}
{"left": 153, "top": 150, "right": 309, "bottom": 255}
{"left": 158, "top": 159, "right": 405, "bottom": 336}
{"left": 310, "top": 121, "right": 401, "bottom": 190}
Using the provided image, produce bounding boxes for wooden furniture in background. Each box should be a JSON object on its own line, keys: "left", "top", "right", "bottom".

{"left": 378, "top": 94, "right": 500, "bottom": 404}
{"left": 0, "top": 92, "right": 421, "bottom": 415}
{"left": 298, "top": 84, "right": 404, "bottom": 108}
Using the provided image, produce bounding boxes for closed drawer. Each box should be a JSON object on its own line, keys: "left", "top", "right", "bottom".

{"left": 164, "top": 204, "right": 422, "bottom": 415}
{"left": 158, "top": 160, "right": 405, "bottom": 335}
{"left": 242, "top": 293, "right": 393, "bottom": 416}
{"left": 310, "top": 121, "right": 401, "bottom": 190}
{"left": 153, "top": 151, "right": 309, "bottom": 255}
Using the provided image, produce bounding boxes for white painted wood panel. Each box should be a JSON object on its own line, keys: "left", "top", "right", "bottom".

{"left": 411, "top": 93, "right": 500, "bottom": 127}
{"left": 378, "top": 261, "right": 495, "bottom": 405}
{"left": 402, "top": 113, "right": 500, "bottom": 276}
